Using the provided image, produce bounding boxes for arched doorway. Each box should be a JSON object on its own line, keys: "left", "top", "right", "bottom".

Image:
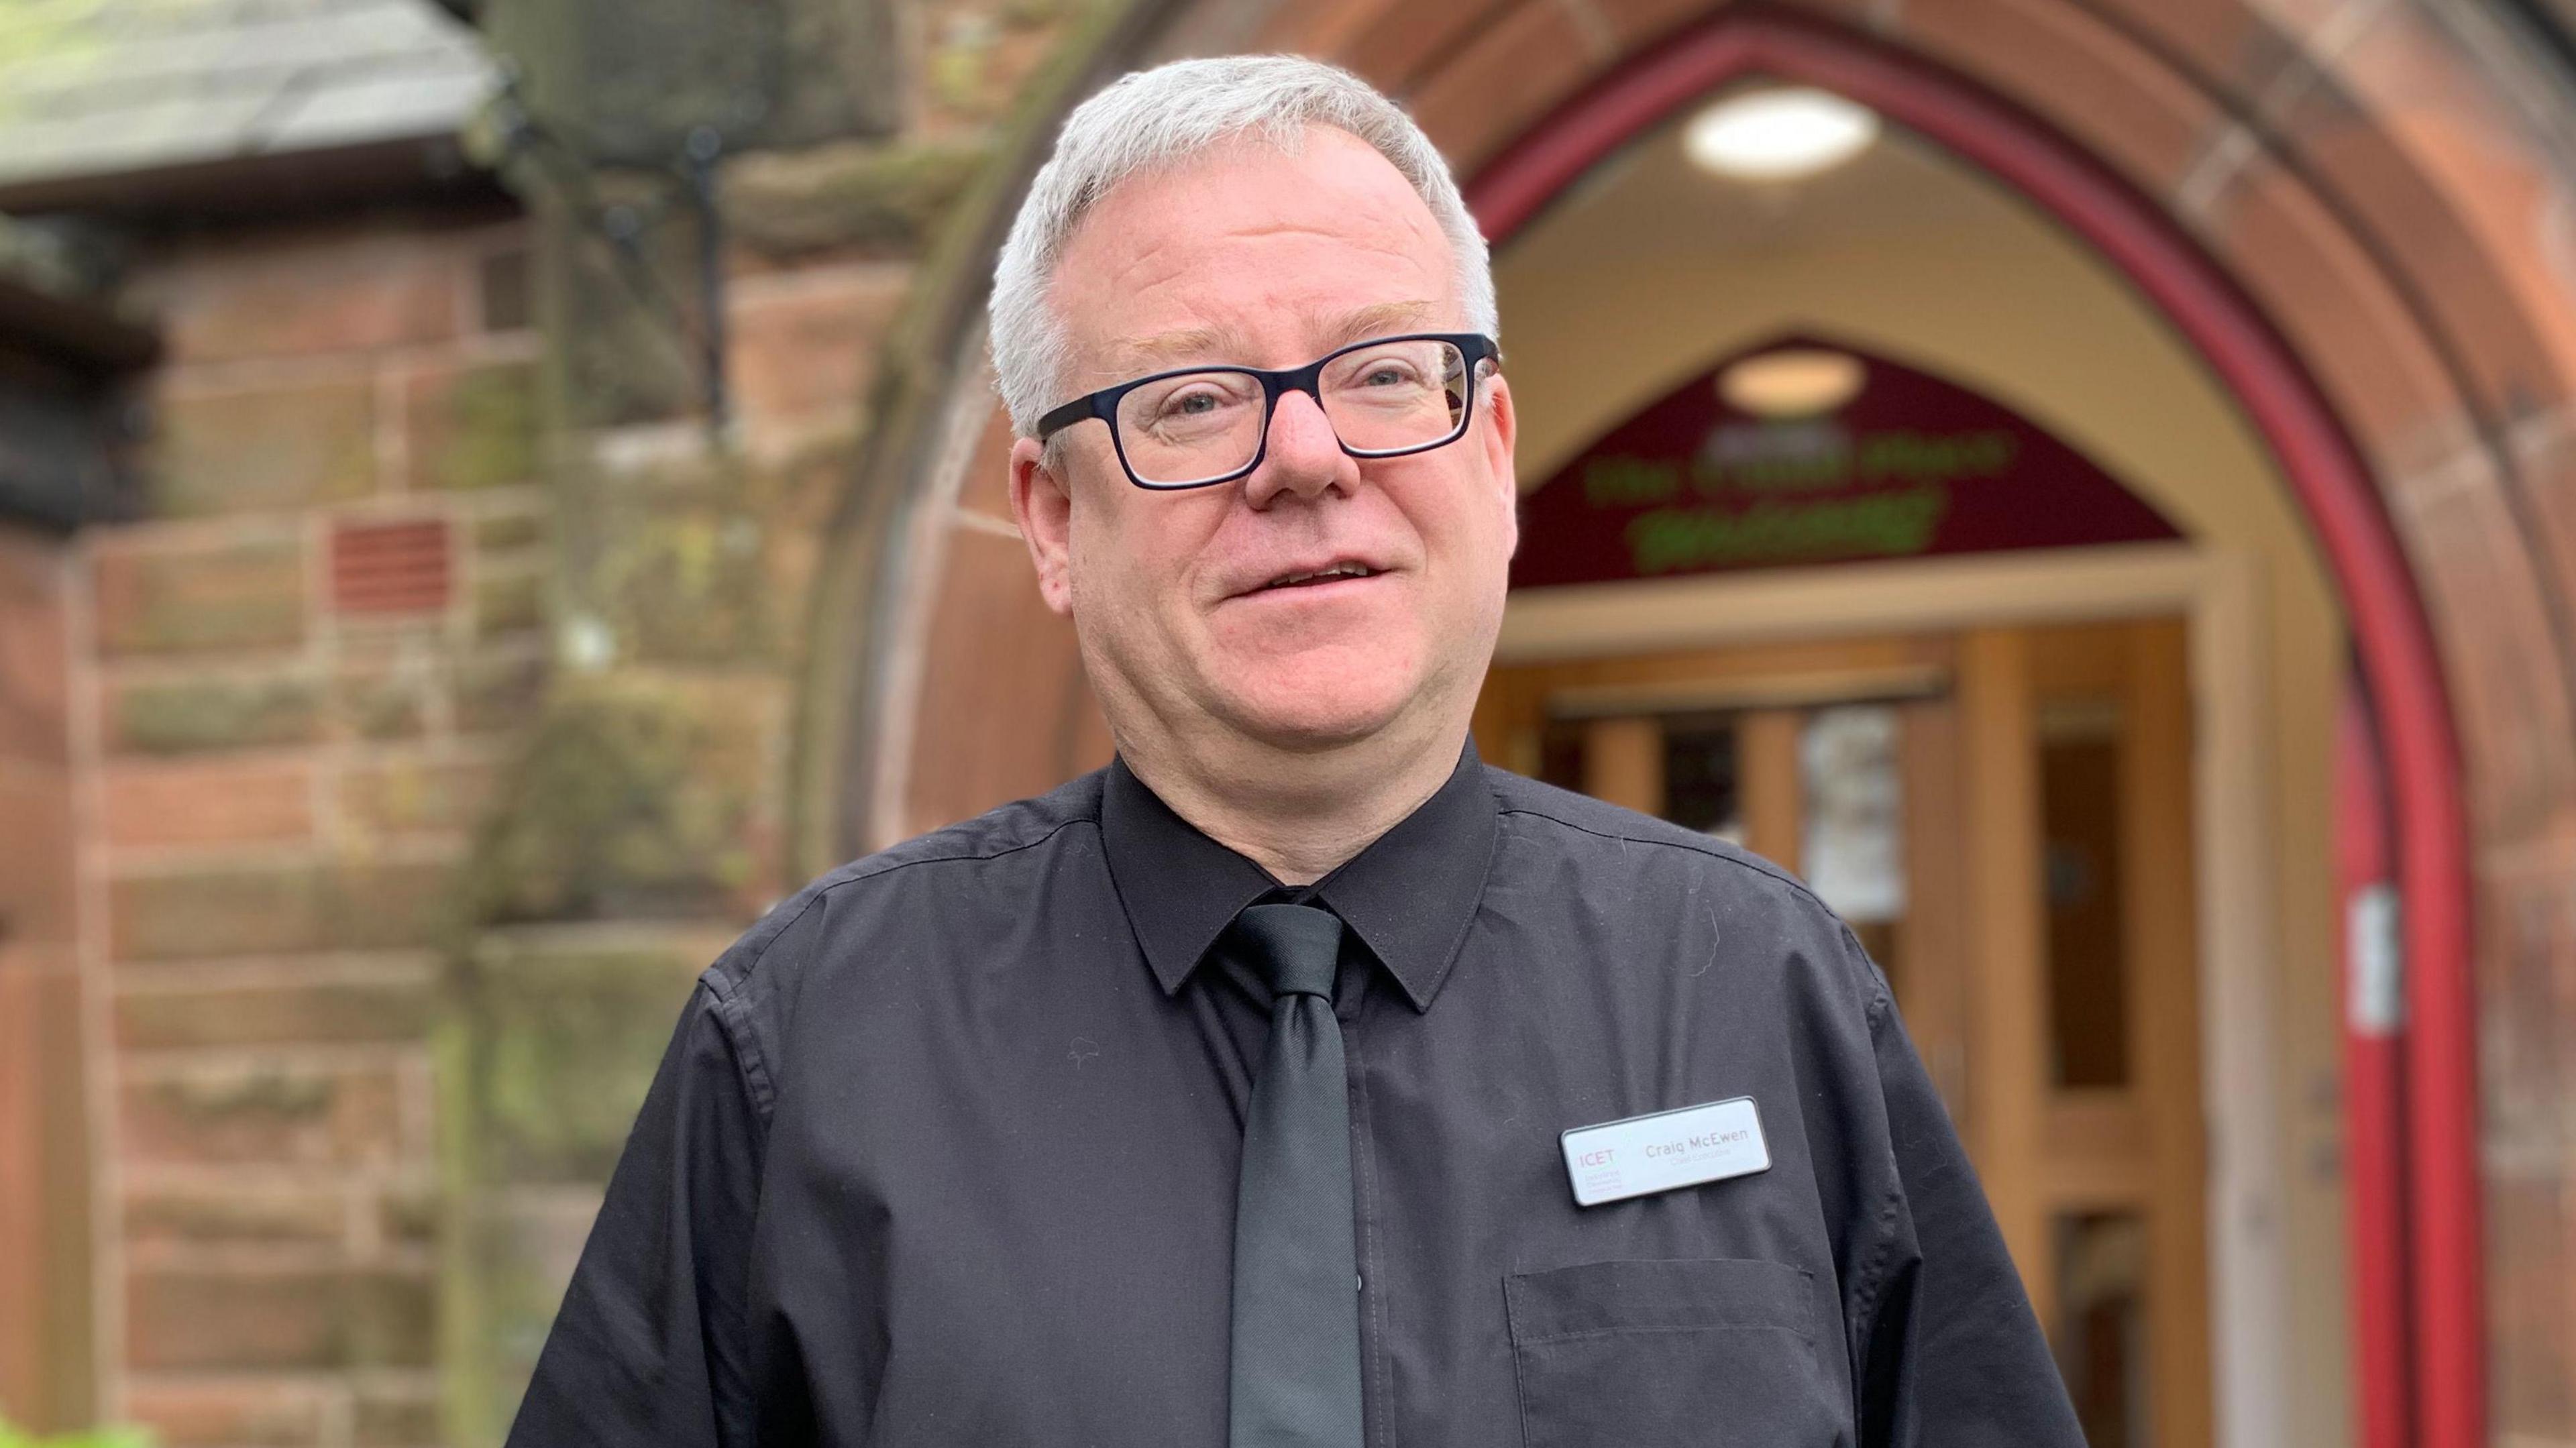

{"left": 1470, "top": 37, "right": 2361, "bottom": 1443}
{"left": 1456, "top": 17, "right": 2477, "bottom": 1444}
{"left": 812, "top": 3, "right": 2576, "bottom": 1443}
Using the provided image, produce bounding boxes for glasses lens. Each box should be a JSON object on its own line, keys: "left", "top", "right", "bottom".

{"left": 1114, "top": 370, "right": 1265, "bottom": 486}
{"left": 1321, "top": 339, "right": 1470, "bottom": 454}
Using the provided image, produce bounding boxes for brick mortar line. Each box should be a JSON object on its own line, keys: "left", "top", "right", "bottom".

{"left": 154, "top": 329, "right": 542, "bottom": 399}
{"left": 123, "top": 1239, "right": 439, "bottom": 1271}
{"left": 113, "top": 955, "right": 443, "bottom": 995}
{"left": 114, "top": 1042, "right": 435, "bottom": 1078}
{"left": 121, "top": 1241, "right": 438, "bottom": 1272}
{"left": 66, "top": 528, "right": 132, "bottom": 1415}
{"left": 727, "top": 256, "right": 918, "bottom": 304}
{"left": 117, "top": 1174, "right": 427, "bottom": 1199}
{"left": 103, "top": 835, "right": 469, "bottom": 879}
{"left": 948, "top": 506, "right": 1022, "bottom": 540}
{"left": 116, "top": 1166, "right": 437, "bottom": 1194}
{"left": 87, "top": 484, "right": 549, "bottom": 555}
{"left": 376, "top": 360, "right": 411, "bottom": 500}
{"left": 96, "top": 630, "right": 547, "bottom": 686}
{"left": 466, "top": 552, "right": 553, "bottom": 581}
{"left": 104, "top": 832, "right": 472, "bottom": 879}
{"left": 394, "top": 1054, "right": 437, "bottom": 1181}
{"left": 105, "top": 945, "right": 446, "bottom": 974}
{"left": 470, "top": 917, "right": 749, "bottom": 952}
{"left": 121, "top": 1367, "right": 443, "bottom": 1392}
{"left": 2171, "top": 0, "right": 2398, "bottom": 224}
{"left": 95, "top": 732, "right": 525, "bottom": 777}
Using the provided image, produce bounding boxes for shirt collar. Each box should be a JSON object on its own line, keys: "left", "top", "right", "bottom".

{"left": 1099, "top": 736, "right": 1499, "bottom": 1013}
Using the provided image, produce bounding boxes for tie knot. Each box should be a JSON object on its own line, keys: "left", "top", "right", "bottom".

{"left": 1232, "top": 902, "right": 1343, "bottom": 1000}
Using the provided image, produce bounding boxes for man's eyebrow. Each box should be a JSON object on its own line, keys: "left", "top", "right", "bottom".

{"left": 1321, "top": 300, "right": 1440, "bottom": 345}
{"left": 1102, "top": 327, "right": 1237, "bottom": 376}
{"left": 1095, "top": 301, "right": 1444, "bottom": 380}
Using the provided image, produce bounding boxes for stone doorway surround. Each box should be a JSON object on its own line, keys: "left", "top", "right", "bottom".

{"left": 808, "top": 3, "right": 2576, "bottom": 1445}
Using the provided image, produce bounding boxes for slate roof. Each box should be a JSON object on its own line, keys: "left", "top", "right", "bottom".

{"left": 0, "top": 0, "right": 496, "bottom": 193}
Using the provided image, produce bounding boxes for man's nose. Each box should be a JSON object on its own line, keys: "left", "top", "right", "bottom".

{"left": 1242, "top": 388, "right": 1351, "bottom": 508}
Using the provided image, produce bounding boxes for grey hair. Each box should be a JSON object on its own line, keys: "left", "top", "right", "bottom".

{"left": 988, "top": 53, "right": 1499, "bottom": 441}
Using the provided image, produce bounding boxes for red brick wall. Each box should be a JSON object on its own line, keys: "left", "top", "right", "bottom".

{"left": 84, "top": 207, "right": 540, "bottom": 1445}
{"left": 0, "top": 520, "right": 92, "bottom": 1433}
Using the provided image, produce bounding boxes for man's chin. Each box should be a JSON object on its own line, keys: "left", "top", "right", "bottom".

{"left": 1213, "top": 681, "right": 1415, "bottom": 754}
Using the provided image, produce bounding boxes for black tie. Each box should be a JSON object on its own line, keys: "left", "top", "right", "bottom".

{"left": 1226, "top": 902, "right": 1366, "bottom": 1448}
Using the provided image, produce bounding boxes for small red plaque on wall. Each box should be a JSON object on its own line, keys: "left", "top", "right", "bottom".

{"left": 329, "top": 518, "right": 451, "bottom": 615}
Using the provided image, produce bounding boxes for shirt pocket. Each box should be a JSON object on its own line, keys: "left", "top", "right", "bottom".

{"left": 1504, "top": 1257, "right": 1845, "bottom": 1448}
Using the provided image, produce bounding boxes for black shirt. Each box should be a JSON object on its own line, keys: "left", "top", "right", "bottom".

{"left": 506, "top": 740, "right": 2084, "bottom": 1447}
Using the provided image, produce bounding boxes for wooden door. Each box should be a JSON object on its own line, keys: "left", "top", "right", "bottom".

{"left": 1475, "top": 619, "right": 2210, "bottom": 1448}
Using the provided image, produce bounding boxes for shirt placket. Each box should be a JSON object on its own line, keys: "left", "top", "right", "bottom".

{"left": 1337, "top": 964, "right": 1393, "bottom": 1446}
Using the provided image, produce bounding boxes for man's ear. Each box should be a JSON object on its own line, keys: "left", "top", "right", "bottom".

{"left": 1008, "top": 435, "right": 1077, "bottom": 616}
{"left": 1481, "top": 372, "right": 1521, "bottom": 557}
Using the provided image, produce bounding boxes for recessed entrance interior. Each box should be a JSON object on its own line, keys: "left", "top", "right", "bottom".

{"left": 1477, "top": 85, "right": 2350, "bottom": 1445}
{"left": 1476, "top": 620, "right": 2206, "bottom": 1447}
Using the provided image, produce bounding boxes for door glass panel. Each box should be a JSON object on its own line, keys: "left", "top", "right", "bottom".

{"left": 1801, "top": 703, "right": 1904, "bottom": 989}
{"left": 1799, "top": 704, "right": 1905, "bottom": 921}
{"left": 1532, "top": 711, "right": 1745, "bottom": 843}
{"left": 2040, "top": 702, "right": 2129, "bottom": 1088}
{"left": 1536, "top": 718, "right": 1587, "bottom": 794}
{"left": 2055, "top": 1209, "right": 2147, "bottom": 1448}
{"left": 1660, "top": 714, "right": 1741, "bottom": 842}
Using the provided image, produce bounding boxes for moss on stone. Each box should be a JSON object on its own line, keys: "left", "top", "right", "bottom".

{"left": 152, "top": 378, "right": 374, "bottom": 516}
{"left": 724, "top": 137, "right": 995, "bottom": 258}
{"left": 457, "top": 935, "right": 708, "bottom": 1183}
{"left": 473, "top": 571, "right": 547, "bottom": 639}
{"left": 333, "top": 665, "right": 434, "bottom": 742}
{"left": 151, "top": 1070, "right": 334, "bottom": 1121}
{"left": 472, "top": 509, "right": 548, "bottom": 553}
{"left": 425, "top": 362, "right": 542, "bottom": 491}
{"left": 454, "top": 653, "right": 549, "bottom": 736}
{"left": 113, "top": 673, "right": 321, "bottom": 755}
{"left": 596, "top": 505, "right": 775, "bottom": 663}
{"left": 458, "top": 675, "right": 763, "bottom": 925}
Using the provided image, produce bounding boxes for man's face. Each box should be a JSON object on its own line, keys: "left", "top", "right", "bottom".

{"left": 1009, "top": 127, "right": 1518, "bottom": 759}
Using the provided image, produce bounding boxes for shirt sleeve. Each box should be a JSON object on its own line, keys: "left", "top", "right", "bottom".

{"left": 1847, "top": 940, "right": 2088, "bottom": 1447}
{"left": 503, "top": 974, "right": 767, "bottom": 1448}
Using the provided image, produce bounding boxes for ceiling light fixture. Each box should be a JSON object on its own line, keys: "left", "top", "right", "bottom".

{"left": 1684, "top": 88, "right": 1880, "bottom": 180}
{"left": 1718, "top": 349, "right": 1868, "bottom": 418}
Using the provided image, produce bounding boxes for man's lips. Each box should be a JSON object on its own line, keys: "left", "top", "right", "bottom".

{"left": 1224, "top": 559, "right": 1389, "bottom": 600}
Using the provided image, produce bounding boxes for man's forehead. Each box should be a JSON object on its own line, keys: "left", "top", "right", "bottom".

{"left": 1098, "top": 299, "right": 1442, "bottom": 376}
{"left": 1046, "top": 125, "right": 1457, "bottom": 382}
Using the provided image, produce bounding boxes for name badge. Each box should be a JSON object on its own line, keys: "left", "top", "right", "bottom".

{"left": 1560, "top": 1097, "right": 1770, "bottom": 1207}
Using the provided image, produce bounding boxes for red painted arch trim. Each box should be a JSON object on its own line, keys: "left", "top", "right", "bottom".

{"left": 1461, "top": 12, "right": 2482, "bottom": 1447}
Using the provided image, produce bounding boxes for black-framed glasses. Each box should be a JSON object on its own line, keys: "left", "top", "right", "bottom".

{"left": 1034, "top": 331, "right": 1501, "bottom": 490}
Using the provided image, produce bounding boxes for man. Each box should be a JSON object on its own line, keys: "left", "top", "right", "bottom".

{"left": 507, "top": 54, "right": 2085, "bottom": 1447}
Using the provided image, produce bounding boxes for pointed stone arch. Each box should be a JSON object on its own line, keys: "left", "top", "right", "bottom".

{"left": 800, "top": 5, "right": 2576, "bottom": 1439}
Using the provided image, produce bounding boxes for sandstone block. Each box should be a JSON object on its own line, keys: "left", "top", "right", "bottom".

{"left": 103, "top": 759, "right": 313, "bottom": 849}
{"left": 120, "top": 1066, "right": 402, "bottom": 1168}
{"left": 127, "top": 1265, "right": 434, "bottom": 1370}
{"left": 93, "top": 532, "right": 307, "bottom": 656}
{"left": 109, "top": 860, "right": 456, "bottom": 961}
{"left": 117, "top": 976, "right": 437, "bottom": 1051}
{"left": 152, "top": 380, "right": 375, "bottom": 517}
{"left": 107, "top": 671, "right": 323, "bottom": 756}
{"left": 407, "top": 361, "right": 540, "bottom": 492}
